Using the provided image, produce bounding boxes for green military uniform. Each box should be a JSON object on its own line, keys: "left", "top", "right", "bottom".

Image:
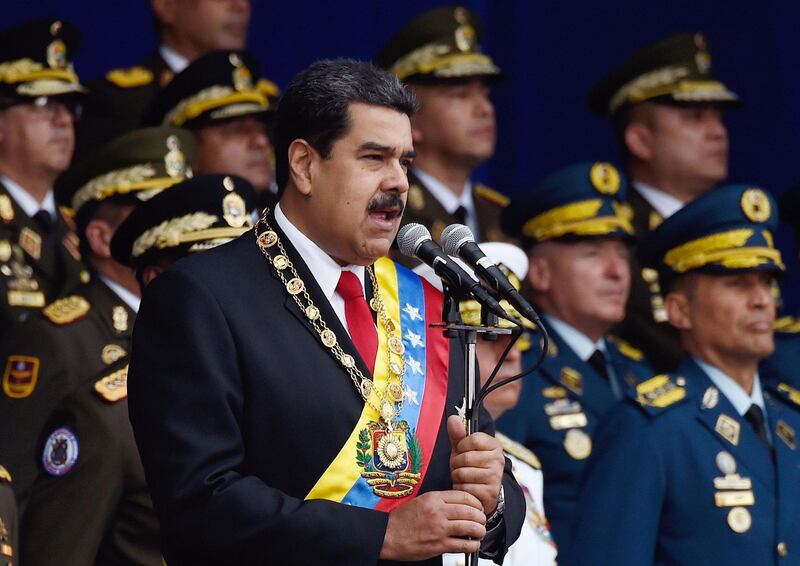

{"left": 375, "top": 6, "right": 512, "bottom": 265}
{"left": 588, "top": 32, "right": 739, "bottom": 372}
{"left": 0, "top": 127, "right": 196, "bottom": 509}
{"left": 0, "top": 20, "right": 90, "bottom": 334}
{"left": 0, "top": 467, "right": 15, "bottom": 566}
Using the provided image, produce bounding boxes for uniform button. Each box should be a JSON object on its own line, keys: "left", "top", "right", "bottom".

{"left": 778, "top": 542, "right": 788, "bottom": 557}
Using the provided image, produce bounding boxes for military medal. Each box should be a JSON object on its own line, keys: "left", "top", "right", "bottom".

{"left": 727, "top": 507, "right": 752, "bottom": 533}
{"left": 563, "top": 428, "right": 592, "bottom": 460}
{"left": 112, "top": 305, "right": 128, "bottom": 333}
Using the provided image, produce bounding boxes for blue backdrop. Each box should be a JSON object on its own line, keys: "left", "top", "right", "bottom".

{"left": 8, "top": 0, "right": 800, "bottom": 308}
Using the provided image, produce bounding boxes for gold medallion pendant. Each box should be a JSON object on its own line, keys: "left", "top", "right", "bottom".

{"left": 356, "top": 420, "right": 422, "bottom": 498}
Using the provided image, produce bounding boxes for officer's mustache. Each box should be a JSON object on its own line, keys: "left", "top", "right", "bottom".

{"left": 367, "top": 193, "right": 405, "bottom": 217}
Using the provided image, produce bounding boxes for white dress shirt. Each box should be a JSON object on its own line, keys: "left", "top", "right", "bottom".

{"left": 274, "top": 203, "right": 365, "bottom": 334}
{"left": 694, "top": 358, "right": 768, "bottom": 419}
{"left": 413, "top": 167, "right": 479, "bottom": 238}
{"left": 1, "top": 175, "right": 57, "bottom": 221}
{"left": 632, "top": 180, "right": 684, "bottom": 220}
{"left": 99, "top": 274, "right": 141, "bottom": 313}
{"left": 159, "top": 45, "right": 190, "bottom": 73}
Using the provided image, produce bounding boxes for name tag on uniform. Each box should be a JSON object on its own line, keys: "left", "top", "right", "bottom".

{"left": 714, "top": 490, "right": 755, "bottom": 507}
{"left": 550, "top": 413, "right": 588, "bottom": 430}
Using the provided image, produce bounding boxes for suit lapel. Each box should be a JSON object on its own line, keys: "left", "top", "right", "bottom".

{"left": 688, "top": 361, "right": 775, "bottom": 493}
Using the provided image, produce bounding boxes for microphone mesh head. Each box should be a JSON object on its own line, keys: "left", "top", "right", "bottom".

{"left": 441, "top": 224, "right": 475, "bottom": 256}
{"left": 396, "top": 223, "right": 431, "bottom": 257}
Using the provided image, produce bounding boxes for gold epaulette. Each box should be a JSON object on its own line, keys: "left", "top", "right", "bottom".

{"left": 775, "top": 383, "right": 800, "bottom": 409}
{"left": 106, "top": 66, "right": 154, "bottom": 88}
{"left": 0, "top": 465, "right": 11, "bottom": 483}
{"left": 94, "top": 365, "right": 128, "bottom": 402}
{"left": 42, "top": 296, "right": 91, "bottom": 325}
{"left": 496, "top": 432, "right": 541, "bottom": 469}
{"left": 635, "top": 374, "right": 686, "bottom": 410}
{"left": 257, "top": 78, "right": 280, "bottom": 99}
{"left": 774, "top": 316, "right": 800, "bottom": 334}
{"left": 475, "top": 184, "right": 510, "bottom": 208}
{"left": 58, "top": 205, "right": 75, "bottom": 221}
{"left": 608, "top": 335, "right": 644, "bottom": 361}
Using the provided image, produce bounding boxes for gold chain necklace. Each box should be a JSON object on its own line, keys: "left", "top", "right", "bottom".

{"left": 255, "top": 211, "right": 407, "bottom": 428}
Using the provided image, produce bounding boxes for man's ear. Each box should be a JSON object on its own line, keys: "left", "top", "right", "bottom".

{"left": 287, "top": 139, "right": 315, "bottom": 197}
{"left": 527, "top": 253, "right": 551, "bottom": 293}
{"left": 624, "top": 121, "right": 655, "bottom": 162}
{"left": 84, "top": 219, "right": 115, "bottom": 259}
{"left": 665, "top": 291, "right": 692, "bottom": 330}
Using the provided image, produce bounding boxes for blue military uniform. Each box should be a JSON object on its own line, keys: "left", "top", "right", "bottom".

{"left": 498, "top": 320, "right": 653, "bottom": 545}
{"left": 565, "top": 184, "right": 797, "bottom": 565}
{"left": 495, "top": 161, "right": 655, "bottom": 546}
{"left": 761, "top": 316, "right": 800, "bottom": 387}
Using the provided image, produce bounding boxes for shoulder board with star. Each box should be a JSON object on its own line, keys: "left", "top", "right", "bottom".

{"left": 607, "top": 335, "right": 644, "bottom": 362}
{"left": 474, "top": 184, "right": 510, "bottom": 208}
{"left": 0, "top": 465, "right": 11, "bottom": 483}
{"left": 631, "top": 374, "right": 687, "bottom": 416}
{"left": 774, "top": 316, "right": 800, "bottom": 334}
{"left": 94, "top": 364, "right": 128, "bottom": 403}
{"left": 42, "top": 295, "right": 91, "bottom": 325}
{"left": 496, "top": 432, "right": 541, "bottom": 469}
{"left": 105, "top": 66, "right": 154, "bottom": 88}
{"left": 771, "top": 382, "right": 800, "bottom": 410}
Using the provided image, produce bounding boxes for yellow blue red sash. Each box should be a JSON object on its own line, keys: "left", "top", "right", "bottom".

{"left": 305, "top": 257, "right": 449, "bottom": 512}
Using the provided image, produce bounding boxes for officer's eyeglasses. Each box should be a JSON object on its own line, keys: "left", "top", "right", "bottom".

{"left": 28, "top": 96, "right": 83, "bottom": 121}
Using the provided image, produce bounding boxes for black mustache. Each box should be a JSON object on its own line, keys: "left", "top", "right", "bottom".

{"left": 368, "top": 193, "right": 405, "bottom": 214}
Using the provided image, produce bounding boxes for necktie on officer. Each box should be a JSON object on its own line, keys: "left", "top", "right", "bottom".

{"left": 453, "top": 205, "right": 468, "bottom": 226}
{"left": 33, "top": 209, "right": 54, "bottom": 235}
{"left": 336, "top": 271, "right": 378, "bottom": 375}
{"left": 588, "top": 349, "right": 609, "bottom": 381}
{"left": 744, "top": 404, "right": 772, "bottom": 455}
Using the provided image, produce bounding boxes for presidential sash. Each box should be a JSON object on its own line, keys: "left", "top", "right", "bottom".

{"left": 305, "top": 257, "right": 450, "bottom": 512}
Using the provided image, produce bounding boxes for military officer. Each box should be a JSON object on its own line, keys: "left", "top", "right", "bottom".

{"left": 143, "top": 50, "right": 280, "bottom": 211}
{"left": 375, "top": 5, "right": 511, "bottom": 260}
{"left": 0, "top": 20, "right": 89, "bottom": 334}
{"left": 416, "top": 242, "right": 559, "bottom": 566}
{"left": 589, "top": 33, "right": 739, "bottom": 372}
{"left": 0, "top": 127, "right": 196, "bottom": 509}
{"left": 0, "top": 466, "right": 15, "bottom": 566}
{"left": 21, "top": 175, "right": 256, "bottom": 566}
{"left": 760, "top": 185, "right": 800, "bottom": 386}
{"left": 564, "top": 185, "right": 800, "bottom": 565}
{"left": 496, "top": 162, "right": 654, "bottom": 547}
{"left": 76, "top": 0, "right": 267, "bottom": 157}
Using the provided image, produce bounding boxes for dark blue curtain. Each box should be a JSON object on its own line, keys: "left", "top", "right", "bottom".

{"left": 8, "top": 0, "right": 800, "bottom": 308}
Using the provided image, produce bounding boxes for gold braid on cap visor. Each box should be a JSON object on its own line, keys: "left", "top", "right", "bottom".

{"left": 663, "top": 228, "right": 784, "bottom": 273}
{"left": 522, "top": 199, "right": 634, "bottom": 241}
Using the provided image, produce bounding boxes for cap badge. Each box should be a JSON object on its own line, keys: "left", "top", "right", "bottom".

{"left": 740, "top": 188, "right": 771, "bottom": 223}
{"left": 46, "top": 39, "right": 67, "bottom": 70}
{"left": 164, "top": 135, "right": 187, "bottom": 178}
{"left": 455, "top": 24, "right": 477, "bottom": 53}
{"left": 230, "top": 53, "right": 253, "bottom": 92}
{"left": 589, "top": 162, "right": 621, "bottom": 195}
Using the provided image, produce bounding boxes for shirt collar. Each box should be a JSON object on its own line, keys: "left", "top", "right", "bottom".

{"left": 694, "top": 357, "right": 767, "bottom": 417}
{"left": 413, "top": 167, "right": 474, "bottom": 216}
{"left": 545, "top": 314, "right": 605, "bottom": 362}
{"left": 274, "top": 203, "right": 365, "bottom": 303}
{"left": 159, "top": 44, "right": 190, "bottom": 73}
{"left": 0, "top": 175, "right": 56, "bottom": 219}
{"left": 632, "top": 180, "right": 684, "bottom": 220}
{"left": 99, "top": 274, "right": 141, "bottom": 313}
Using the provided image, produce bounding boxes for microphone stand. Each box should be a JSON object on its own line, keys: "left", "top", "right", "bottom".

{"left": 434, "top": 293, "right": 511, "bottom": 566}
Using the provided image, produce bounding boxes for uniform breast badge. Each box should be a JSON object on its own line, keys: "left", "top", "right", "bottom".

{"left": 356, "top": 420, "right": 421, "bottom": 498}
{"left": 712, "top": 451, "right": 754, "bottom": 533}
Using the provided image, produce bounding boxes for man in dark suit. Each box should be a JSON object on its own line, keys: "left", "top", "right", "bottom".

{"left": 76, "top": 0, "right": 258, "bottom": 157}
{"left": 588, "top": 33, "right": 739, "bottom": 372}
{"left": 128, "top": 58, "right": 523, "bottom": 565}
{"left": 0, "top": 20, "right": 89, "bottom": 334}
{"left": 375, "top": 6, "right": 511, "bottom": 256}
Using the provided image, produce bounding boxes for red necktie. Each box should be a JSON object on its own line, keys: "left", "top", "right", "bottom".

{"left": 336, "top": 271, "right": 378, "bottom": 375}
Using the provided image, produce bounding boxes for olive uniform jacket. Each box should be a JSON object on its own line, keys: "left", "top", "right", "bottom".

{"left": 0, "top": 181, "right": 85, "bottom": 336}
{"left": 615, "top": 185, "right": 683, "bottom": 372}
{"left": 392, "top": 170, "right": 511, "bottom": 268}
{"left": 128, "top": 218, "right": 525, "bottom": 566}
{"left": 0, "top": 276, "right": 135, "bottom": 509}
{"left": 75, "top": 52, "right": 172, "bottom": 159}
{"left": 22, "top": 357, "right": 160, "bottom": 566}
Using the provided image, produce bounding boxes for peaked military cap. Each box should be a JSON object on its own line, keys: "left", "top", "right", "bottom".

{"left": 110, "top": 174, "right": 255, "bottom": 269}
{"left": 142, "top": 50, "right": 273, "bottom": 129}
{"left": 639, "top": 185, "right": 784, "bottom": 289}
{"left": 56, "top": 127, "right": 197, "bottom": 222}
{"left": 0, "top": 19, "right": 86, "bottom": 105}
{"left": 375, "top": 5, "right": 502, "bottom": 83}
{"left": 778, "top": 184, "right": 800, "bottom": 242}
{"left": 588, "top": 32, "right": 739, "bottom": 116}
{"left": 502, "top": 162, "right": 634, "bottom": 244}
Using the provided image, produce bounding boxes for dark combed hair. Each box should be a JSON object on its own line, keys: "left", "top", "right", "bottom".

{"left": 273, "top": 58, "right": 418, "bottom": 195}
